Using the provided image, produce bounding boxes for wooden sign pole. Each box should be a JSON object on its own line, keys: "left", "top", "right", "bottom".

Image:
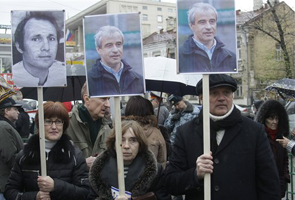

{"left": 202, "top": 75, "right": 211, "bottom": 200}
{"left": 114, "top": 97, "right": 125, "bottom": 195}
{"left": 37, "top": 87, "right": 47, "bottom": 176}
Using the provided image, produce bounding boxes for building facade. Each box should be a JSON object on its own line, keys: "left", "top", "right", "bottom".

{"left": 65, "top": 0, "right": 176, "bottom": 53}
{"left": 236, "top": 1, "right": 295, "bottom": 104}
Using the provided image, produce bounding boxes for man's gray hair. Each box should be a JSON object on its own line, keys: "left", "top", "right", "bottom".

{"left": 94, "top": 25, "right": 124, "bottom": 48}
{"left": 187, "top": 2, "right": 218, "bottom": 25}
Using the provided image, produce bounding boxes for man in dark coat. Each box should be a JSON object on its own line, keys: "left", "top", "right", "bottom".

{"left": 178, "top": 2, "right": 236, "bottom": 73}
{"left": 15, "top": 106, "right": 30, "bottom": 138}
{"left": 179, "top": 36, "right": 236, "bottom": 73}
{"left": 0, "top": 98, "right": 23, "bottom": 198}
{"left": 150, "top": 92, "right": 169, "bottom": 125}
{"left": 87, "top": 25, "right": 144, "bottom": 96}
{"left": 163, "top": 74, "right": 280, "bottom": 200}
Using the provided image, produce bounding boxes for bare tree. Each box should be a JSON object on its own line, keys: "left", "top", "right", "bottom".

{"left": 243, "top": 1, "right": 295, "bottom": 79}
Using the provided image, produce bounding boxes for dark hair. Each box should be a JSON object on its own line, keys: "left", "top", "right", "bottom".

{"left": 35, "top": 101, "right": 69, "bottom": 133}
{"left": 14, "top": 11, "right": 61, "bottom": 51}
{"left": 125, "top": 96, "right": 154, "bottom": 117}
{"left": 106, "top": 120, "right": 148, "bottom": 156}
{"left": 255, "top": 100, "right": 289, "bottom": 136}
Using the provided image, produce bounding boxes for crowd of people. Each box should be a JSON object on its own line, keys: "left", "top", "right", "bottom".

{"left": 1, "top": 74, "right": 295, "bottom": 200}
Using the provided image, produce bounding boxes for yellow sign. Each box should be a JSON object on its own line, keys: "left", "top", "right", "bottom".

{"left": 66, "top": 60, "right": 83, "bottom": 65}
{"left": 66, "top": 41, "right": 76, "bottom": 47}
{"left": 0, "top": 38, "right": 11, "bottom": 44}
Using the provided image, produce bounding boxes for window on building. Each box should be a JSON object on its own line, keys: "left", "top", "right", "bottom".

{"left": 157, "top": 7, "right": 162, "bottom": 11}
{"left": 120, "top": 5, "right": 126, "bottom": 12}
{"left": 157, "top": 26, "right": 163, "bottom": 31}
{"left": 276, "top": 43, "right": 282, "bottom": 61}
{"left": 142, "top": 24, "right": 151, "bottom": 36}
{"left": 133, "top": 6, "right": 138, "bottom": 11}
{"left": 168, "top": 8, "right": 173, "bottom": 12}
{"left": 153, "top": 51, "right": 161, "bottom": 57}
{"left": 157, "top": 15, "right": 163, "bottom": 23}
{"left": 127, "top": 6, "right": 132, "bottom": 12}
{"left": 237, "top": 40, "right": 241, "bottom": 60}
{"left": 143, "top": 14, "right": 148, "bottom": 21}
{"left": 169, "top": 52, "right": 175, "bottom": 59}
{"left": 0, "top": 57, "right": 12, "bottom": 73}
{"left": 143, "top": 6, "right": 148, "bottom": 10}
{"left": 234, "top": 78, "right": 242, "bottom": 98}
{"left": 169, "top": 18, "right": 175, "bottom": 25}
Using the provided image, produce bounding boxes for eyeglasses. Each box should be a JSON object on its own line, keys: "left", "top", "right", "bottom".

{"left": 44, "top": 119, "right": 64, "bottom": 126}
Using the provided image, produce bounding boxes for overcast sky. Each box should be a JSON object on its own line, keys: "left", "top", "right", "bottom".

{"left": 1, "top": 0, "right": 295, "bottom": 26}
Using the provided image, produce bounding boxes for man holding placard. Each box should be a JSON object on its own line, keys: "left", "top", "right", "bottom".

{"left": 65, "top": 83, "right": 112, "bottom": 169}
{"left": 163, "top": 74, "right": 280, "bottom": 199}
{"left": 0, "top": 98, "right": 23, "bottom": 199}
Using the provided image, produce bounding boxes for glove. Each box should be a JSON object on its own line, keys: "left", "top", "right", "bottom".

{"left": 171, "top": 113, "right": 180, "bottom": 121}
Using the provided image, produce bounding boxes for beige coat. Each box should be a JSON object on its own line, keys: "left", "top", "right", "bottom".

{"left": 123, "top": 115, "right": 167, "bottom": 168}
{"left": 65, "top": 104, "right": 112, "bottom": 158}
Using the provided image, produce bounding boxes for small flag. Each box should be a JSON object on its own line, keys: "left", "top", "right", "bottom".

{"left": 66, "top": 29, "right": 74, "bottom": 41}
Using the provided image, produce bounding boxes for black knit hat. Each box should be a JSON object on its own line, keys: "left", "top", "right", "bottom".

{"left": 196, "top": 74, "right": 237, "bottom": 95}
{"left": 0, "top": 97, "right": 22, "bottom": 110}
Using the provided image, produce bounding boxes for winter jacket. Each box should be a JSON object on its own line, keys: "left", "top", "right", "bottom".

{"left": 179, "top": 35, "right": 237, "bottom": 73}
{"left": 164, "top": 101, "right": 200, "bottom": 144}
{"left": 0, "top": 120, "right": 23, "bottom": 193}
{"left": 123, "top": 115, "right": 167, "bottom": 167}
{"left": 154, "top": 104, "right": 169, "bottom": 125}
{"left": 87, "top": 59, "right": 144, "bottom": 96}
{"left": 89, "top": 149, "right": 171, "bottom": 200}
{"left": 4, "top": 134, "right": 90, "bottom": 200}
{"left": 65, "top": 104, "right": 112, "bottom": 158}
{"left": 255, "top": 100, "right": 290, "bottom": 198}
{"left": 15, "top": 108, "right": 30, "bottom": 138}
{"left": 164, "top": 107, "right": 281, "bottom": 200}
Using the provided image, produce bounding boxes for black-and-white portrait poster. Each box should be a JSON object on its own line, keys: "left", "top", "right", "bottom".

{"left": 11, "top": 10, "right": 67, "bottom": 87}
{"left": 177, "top": 0, "right": 237, "bottom": 74}
{"left": 84, "top": 13, "right": 145, "bottom": 97}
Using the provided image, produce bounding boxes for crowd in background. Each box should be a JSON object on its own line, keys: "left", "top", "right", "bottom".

{"left": 0, "top": 75, "right": 295, "bottom": 200}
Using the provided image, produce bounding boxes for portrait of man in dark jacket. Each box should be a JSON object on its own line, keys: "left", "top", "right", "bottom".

{"left": 178, "top": 2, "right": 237, "bottom": 73}
{"left": 86, "top": 24, "right": 144, "bottom": 97}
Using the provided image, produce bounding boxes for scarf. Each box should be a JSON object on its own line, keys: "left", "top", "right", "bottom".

{"left": 78, "top": 104, "right": 102, "bottom": 145}
{"left": 265, "top": 126, "right": 278, "bottom": 140}
{"left": 45, "top": 139, "right": 57, "bottom": 153}
{"left": 199, "top": 105, "right": 243, "bottom": 153}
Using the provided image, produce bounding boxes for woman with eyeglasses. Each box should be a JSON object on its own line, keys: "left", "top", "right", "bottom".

{"left": 88, "top": 120, "right": 171, "bottom": 200}
{"left": 255, "top": 100, "right": 290, "bottom": 198}
{"left": 4, "top": 101, "right": 90, "bottom": 200}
